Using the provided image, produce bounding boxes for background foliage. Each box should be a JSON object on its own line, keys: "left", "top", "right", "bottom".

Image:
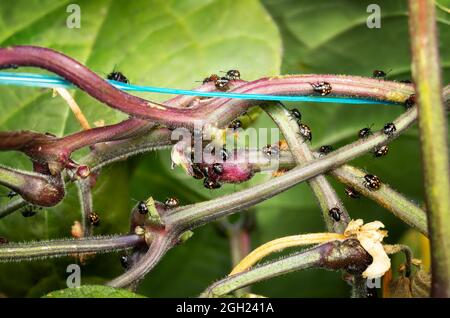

{"left": 0, "top": 0, "right": 449, "bottom": 297}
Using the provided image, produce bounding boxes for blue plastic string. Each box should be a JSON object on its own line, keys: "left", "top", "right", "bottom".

{"left": 0, "top": 72, "right": 396, "bottom": 105}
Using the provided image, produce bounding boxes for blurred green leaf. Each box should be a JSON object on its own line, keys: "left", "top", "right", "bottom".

{"left": 43, "top": 285, "right": 145, "bottom": 298}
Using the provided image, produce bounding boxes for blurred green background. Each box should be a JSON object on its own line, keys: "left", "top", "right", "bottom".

{"left": 0, "top": 0, "right": 449, "bottom": 297}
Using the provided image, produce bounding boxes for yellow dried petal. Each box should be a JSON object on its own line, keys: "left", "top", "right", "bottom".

{"left": 344, "top": 219, "right": 391, "bottom": 279}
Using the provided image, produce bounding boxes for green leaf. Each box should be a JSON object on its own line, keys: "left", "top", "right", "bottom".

{"left": 43, "top": 285, "right": 145, "bottom": 298}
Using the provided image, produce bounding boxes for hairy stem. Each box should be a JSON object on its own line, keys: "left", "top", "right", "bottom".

{"left": 264, "top": 103, "right": 349, "bottom": 233}
{"left": 331, "top": 165, "right": 428, "bottom": 236}
{"left": 0, "top": 198, "right": 27, "bottom": 219}
{"left": 409, "top": 0, "right": 450, "bottom": 297}
{"left": 200, "top": 239, "right": 371, "bottom": 297}
{"left": 76, "top": 179, "right": 94, "bottom": 237}
{"left": 165, "top": 107, "right": 418, "bottom": 228}
{"left": 107, "top": 230, "right": 180, "bottom": 288}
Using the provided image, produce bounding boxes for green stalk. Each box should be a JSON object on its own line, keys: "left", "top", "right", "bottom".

{"left": 408, "top": 0, "right": 450, "bottom": 297}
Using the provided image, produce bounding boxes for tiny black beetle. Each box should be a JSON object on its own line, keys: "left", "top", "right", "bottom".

{"left": 298, "top": 123, "right": 312, "bottom": 142}
{"left": 363, "top": 174, "right": 381, "bottom": 190}
{"left": 88, "top": 212, "right": 100, "bottom": 226}
{"left": 329, "top": 207, "right": 342, "bottom": 222}
{"left": 345, "top": 187, "right": 360, "bottom": 199}
{"left": 319, "top": 145, "right": 333, "bottom": 156}
{"left": 310, "top": 82, "right": 332, "bottom": 96}
{"left": 212, "top": 163, "right": 224, "bottom": 175}
{"left": 137, "top": 201, "right": 148, "bottom": 215}
{"left": 383, "top": 123, "right": 396, "bottom": 137}
{"left": 107, "top": 71, "right": 129, "bottom": 84}
{"left": 204, "top": 178, "right": 221, "bottom": 189}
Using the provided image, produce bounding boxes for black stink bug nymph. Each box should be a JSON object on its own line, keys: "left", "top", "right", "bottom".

{"left": 372, "top": 69, "right": 387, "bottom": 78}
{"left": 298, "top": 123, "right": 312, "bottom": 142}
{"left": 310, "top": 82, "right": 332, "bottom": 96}
{"left": 192, "top": 164, "right": 205, "bottom": 179}
{"left": 215, "top": 77, "right": 230, "bottom": 91}
{"left": 224, "top": 69, "right": 240, "bottom": 80}
{"left": 137, "top": 201, "right": 149, "bottom": 215}
{"left": 21, "top": 205, "right": 38, "bottom": 218}
{"left": 329, "top": 207, "right": 342, "bottom": 222}
{"left": 383, "top": 123, "right": 396, "bottom": 137}
{"left": 319, "top": 145, "right": 333, "bottom": 156}
{"left": 107, "top": 71, "right": 129, "bottom": 84}
{"left": 262, "top": 144, "right": 279, "bottom": 157}
{"left": 404, "top": 94, "right": 416, "bottom": 109}
{"left": 204, "top": 178, "right": 221, "bottom": 189}
{"left": 6, "top": 191, "right": 17, "bottom": 199}
{"left": 373, "top": 145, "right": 389, "bottom": 158}
{"left": 229, "top": 120, "right": 242, "bottom": 130}
{"left": 358, "top": 127, "right": 373, "bottom": 139}
{"left": 345, "top": 187, "right": 360, "bottom": 199}
{"left": 363, "top": 174, "right": 381, "bottom": 190}
{"left": 212, "top": 163, "right": 224, "bottom": 175}
{"left": 164, "top": 197, "right": 179, "bottom": 208}
{"left": 88, "top": 212, "right": 100, "bottom": 226}
{"left": 289, "top": 108, "right": 302, "bottom": 121}
{"left": 120, "top": 255, "right": 129, "bottom": 269}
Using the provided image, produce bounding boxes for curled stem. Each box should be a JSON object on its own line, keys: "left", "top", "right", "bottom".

{"left": 0, "top": 164, "right": 64, "bottom": 206}
{"left": 107, "top": 230, "right": 180, "bottom": 288}
{"left": 0, "top": 46, "right": 418, "bottom": 129}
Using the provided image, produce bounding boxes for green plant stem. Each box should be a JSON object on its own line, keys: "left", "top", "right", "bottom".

{"left": 200, "top": 239, "right": 371, "bottom": 297}
{"left": 264, "top": 103, "right": 349, "bottom": 233}
{"left": 76, "top": 179, "right": 94, "bottom": 237}
{"left": 242, "top": 153, "right": 429, "bottom": 236}
{"left": 408, "top": 0, "right": 450, "bottom": 297}
{"left": 109, "top": 104, "right": 416, "bottom": 287}
{"left": 0, "top": 234, "right": 143, "bottom": 262}
{"left": 263, "top": 104, "right": 367, "bottom": 297}
{"left": 107, "top": 231, "right": 180, "bottom": 288}
{"left": 165, "top": 107, "right": 418, "bottom": 228}
{"left": 0, "top": 198, "right": 27, "bottom": 218}
{"left": 330, "top": 165, "right": 428, "bottom": 236}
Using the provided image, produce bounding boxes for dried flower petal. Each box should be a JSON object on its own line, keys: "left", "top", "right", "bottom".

{"left": 344, "top": 219, "right": 390, "bottom": 279}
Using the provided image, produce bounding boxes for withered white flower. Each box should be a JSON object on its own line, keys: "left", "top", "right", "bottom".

{"left": 344, "top": 219, "right": 390, "bottom": 279}
{"left": 170, "top": 140, "right": 193, "bottom": 174}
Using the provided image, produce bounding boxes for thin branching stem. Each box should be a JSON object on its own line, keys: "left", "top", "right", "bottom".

{"left": 200, "top": 239, "right": 371, "bottom": 297}
{"left": 264, "top": 103, "right": 349, "bottom": 233}
{"left": 0, "top": 234, "right": 143, "bottom": 262}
